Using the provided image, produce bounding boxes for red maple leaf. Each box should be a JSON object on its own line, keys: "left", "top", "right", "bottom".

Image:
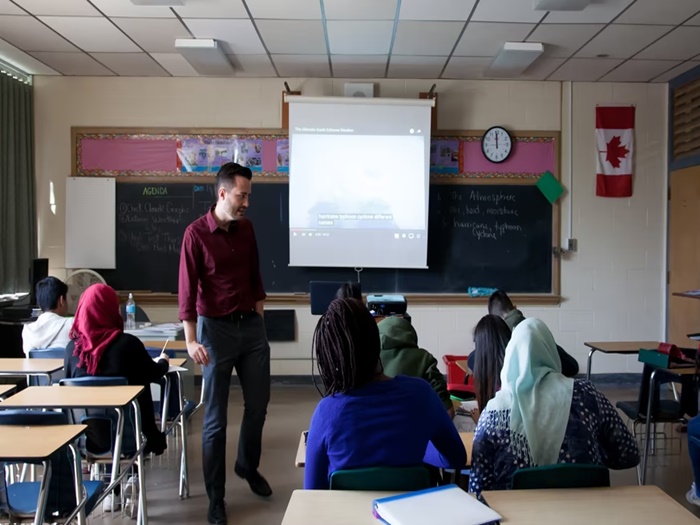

{"left": 605, "top": 136, "right": 629, "bottom": 169}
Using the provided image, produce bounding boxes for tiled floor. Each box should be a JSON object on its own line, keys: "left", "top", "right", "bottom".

{"left": 94, "top": 384, "right": 700, "bottom": 524}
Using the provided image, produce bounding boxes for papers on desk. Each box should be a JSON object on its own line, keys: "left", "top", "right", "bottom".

{"left": 372, "top": 485, "right": 501, "bottom": 525}
{"left": 152, "top": 357, "right": 187, "bottom": 373}
{"left": 126, "top": 323, "right": 183, "bottom": 338}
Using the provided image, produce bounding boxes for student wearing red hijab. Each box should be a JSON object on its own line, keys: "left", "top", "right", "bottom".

{"left": 64, "top": 283, "right": 170, "bottom": 456}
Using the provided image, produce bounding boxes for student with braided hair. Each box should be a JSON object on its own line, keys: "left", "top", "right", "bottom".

{"left": 304, "top": 297, "right": 466, "bottom": 490}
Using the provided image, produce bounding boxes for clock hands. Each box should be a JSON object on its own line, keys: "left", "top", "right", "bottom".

{"left": 495, "top": 130, "right": 499, "bottom": 150}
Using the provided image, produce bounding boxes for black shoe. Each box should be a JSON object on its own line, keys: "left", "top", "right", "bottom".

{"left": 207, "top": 499, "right": 227, "bottom": 525}
{"left": 234, "top": 463, "right": 272, "bottom": 497}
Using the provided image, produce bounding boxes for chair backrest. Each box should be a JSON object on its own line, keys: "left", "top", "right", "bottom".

{"left": 0, "top": 410, "right": 78, "bottom": 518}
{"left": 510, "top": 463, "right": 610, "bottom": 490}
{"left": 58, "top": 376, "right": 137, "bottom": 457}
{"left": 28, "top": 347, "right": 66, "bottom": 359}
{"left": 329, "top": 466, "right": 431, "bottom": 491}
{"left": 637, "top": 364, "right": 699, "bottom": 418}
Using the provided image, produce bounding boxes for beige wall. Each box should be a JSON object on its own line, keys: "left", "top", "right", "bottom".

{"left": 33, "top": 76, "right": 667, "bottom": 375}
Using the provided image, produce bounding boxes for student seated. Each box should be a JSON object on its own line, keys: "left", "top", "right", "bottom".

{"left": 467, "top": 314, "right": 511, "bottom": 422}
{"left": 335, "top": 282, "right": 362, "bottom": 301}
{"left": 304, "top": 298, "right": 466, "bottom": 490}
{"left": 687, "top": 415, "right": 700, "bottom": 506}
{"left": 488, "top": 290, "right": 579, "bottom": 377}
{"left": 469, "top": 318, "right": 639, "bottom": 494}
{"left": 22, "top": 276, "right": 73, "bottom": 355}
{"left": 378, "top": 316, "right": 454, "bottom": 417}
{"left": 64, "top": 283, "right": 169, "bottom": 456}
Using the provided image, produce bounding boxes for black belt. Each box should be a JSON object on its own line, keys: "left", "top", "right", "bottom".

{"left": 216, "top": 310, "right": 257, "bottom": 322}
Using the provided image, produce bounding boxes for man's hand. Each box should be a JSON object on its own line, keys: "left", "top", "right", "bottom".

{"left": 187, "top": 340, "right": 210, "bottom": 366}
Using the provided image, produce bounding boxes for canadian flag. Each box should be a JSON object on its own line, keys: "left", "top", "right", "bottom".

{"left": 595, "top": 106, "right": 635, "bottom": 198}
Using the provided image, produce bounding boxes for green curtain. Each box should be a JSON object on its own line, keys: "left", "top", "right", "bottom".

{"left": 0, "top": 74, "right": 35, "bottom": 294}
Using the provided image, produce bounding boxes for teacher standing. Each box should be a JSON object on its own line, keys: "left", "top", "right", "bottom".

{"left": 178, "top": 162, "right": 271, "bottom": 525}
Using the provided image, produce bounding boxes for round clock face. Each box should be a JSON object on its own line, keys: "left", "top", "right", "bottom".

{"left": 481, "top": 126, "right": 513, "bottom": 163}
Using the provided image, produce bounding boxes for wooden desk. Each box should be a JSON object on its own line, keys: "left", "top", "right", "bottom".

{"left": 0, "top": 358, "right": 64, "bottom": 383}
{"left": 169, "top": 357, "right": 187, "bottom": 368}
{"left": 2, "top": 385, "right": 149, "bottom": 525}
{"left": 143, "top": 340, "right": 188, "bottom": 351}
{"left": 455, "top": 359, "right": 469, "bottom": 373}
{"left": 281, "top": 489, "right": 399, "bottom": 525}
{"left": 294, "top": 431, "right": 474, "bottom": 469}
{"left": 0, "top": 424, "right": 87, "bottom": 525}
{"left": 584, "top": 341, "right": 660, "bottom": 380}
{"left": 0, "top": 383, "right": 16, "bottom": 399}
{"left": 482, "top": 485, "right": 699, "bottom": 525}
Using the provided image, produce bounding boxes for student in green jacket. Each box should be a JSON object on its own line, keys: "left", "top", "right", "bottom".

{"left": 377, "top": 316, "right": 455, "bottom": 418}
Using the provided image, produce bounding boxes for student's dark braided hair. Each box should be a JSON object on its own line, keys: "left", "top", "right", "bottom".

{"left": 312, "top": 297, "right": 381, "bottom": 396}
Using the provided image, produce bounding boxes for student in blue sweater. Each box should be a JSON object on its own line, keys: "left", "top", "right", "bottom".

{"left": 304, "top": 298, "right": 466, "bottom": 490}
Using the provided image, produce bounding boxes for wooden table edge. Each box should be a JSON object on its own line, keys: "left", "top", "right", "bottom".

{"left": 0, "top": 424, "right": 87, "bottom": 461}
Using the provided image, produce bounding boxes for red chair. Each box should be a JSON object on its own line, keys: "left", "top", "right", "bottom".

{"left": 443, "top": 355, "right": 475, "bottom": 399}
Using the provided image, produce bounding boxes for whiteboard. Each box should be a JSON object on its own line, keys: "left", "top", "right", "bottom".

{"left": 65, "top": 177, "right": 116, "bottom": 269}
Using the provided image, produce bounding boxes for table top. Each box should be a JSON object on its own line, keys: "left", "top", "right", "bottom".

{"left": 482, "top": 485, "right": 699, "bottom": 524}
{"left": 142, "top": 340, "right": 188, "bottom": 351}
{"left": 1, "top": 385, "right": 144, "bottom": 408}
{"left": 0, "top": 424, "right": 87, "bottom": 461}
{"left": 281, "top": 490, "right": 399, "bottom": 525}
{"left": 584, "top": 341, "right": 660, "bottom": 353}
{"left": 0, "top": 384, "right": 17, "bottom": 398}
{"left": 455, "top": 359, "right": 469, "bottom": 373}
{"left": 294, "top": 431, "right": 474, "bottom": 468}
{"left": 0, "top": 358, "right": 64, "bottom": 374}
{"left": 169, "top": 357, "right": 187, "bottom": 368}
{"left": 673, "top": 292, "right": 700, "bottom": 300}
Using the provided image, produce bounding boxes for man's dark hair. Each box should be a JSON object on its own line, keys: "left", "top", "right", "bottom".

{"left": 488, "top": 290, "right": 514, "bottom": 317}
{"left": 36, "top": 276, "right": 68, "bottom": 312}
{"left": 335, "top": 283, "right": 362, "bottom": 301}
{"left": 313, "top": 298, "right": 381, "bottom": 396}
{"left": 216, "top": 162, "right": 252, "bottom": 191}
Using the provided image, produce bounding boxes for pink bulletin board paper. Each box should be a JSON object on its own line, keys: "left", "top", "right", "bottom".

{"left": 80, "top": 138, "right": 177, "bottom": 173}
{"left": 461, "top": 140, "right": 555, "bottom": 177}
{"left": 262, "top": 140, "right": 277, "bottom": 173}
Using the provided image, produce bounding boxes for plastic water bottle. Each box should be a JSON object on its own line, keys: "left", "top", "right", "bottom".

{"left": 125, "top": 293, "right": 136, "bottom": 330}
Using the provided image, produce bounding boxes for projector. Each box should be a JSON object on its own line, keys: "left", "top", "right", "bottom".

{"left": 367, "top": 294, "right": 407, "bottom": 317}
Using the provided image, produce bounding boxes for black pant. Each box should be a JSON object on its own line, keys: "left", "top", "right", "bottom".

{"left": 198, "top": 313, "right": 270, "bottom": 502}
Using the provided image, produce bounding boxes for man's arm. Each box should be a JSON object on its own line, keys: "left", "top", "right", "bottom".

{"left": 179, "top": 228, "right": 209, "bottom": 366}
{"left": 255, "top": 300, "right": 264, "bottom": 317}
{"left": 183, "top": 319, "right": 209, "bottom": 366}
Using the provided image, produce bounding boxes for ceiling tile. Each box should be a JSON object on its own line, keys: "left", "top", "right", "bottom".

{"left": 13, "top": 0, "right": 99, "bottom": 16}
{"left": 686, "top": 13, "right": 700, "bottom": 25}
{"left": 113, "top": 18, "right": 190, "bottom": 53}
{"left": 184, "top": 19, "right": 266, "bottom": 54}
{"left": 472, "top": 0, "right": 545, "bottom": 23}
{"left": 227, "top": 54, "right": 277, "bottom": 77}
{"left": 0, "top": 15, "right": 79, "bottom": 52}
{"left": 652, "top": 61, "right": 700, "bottom": 82}
{"left": 150, "top": 52, "right": 198, "bottom": 76}
{"left": 271, "top": 54, "right": 330, "bottom": 77}
{"left": 331, "top": 55, "right": 387, "bottom": 78}
{"left": 256, "top": 20, "right": 326, "bottom": 54}
{"left": 520, "top": 57, "right": 566, "bottom": 80}
{"left": 454, "top": 22, "right": 533, "bottom": 57}
{"left": 89, "top": 0, "right": 176, "bottom": 18}
{"left": 527, "top": 24, "right": 603, "bottom": 58}
{"left": 635, "top": 26, "right": 700, "bottom": 60}
{"left": 0, "top": 1, "right": 25, "bottom": 15}
{"left": 544, "top": 0, "right": 634, "bottom": 24}
{"left": 616, "top": 0, "right": 700, "bottom": 25}
{"left": 90, "top": 52, "right": 168, "bottom": 76}
{"left": 246, "top": 0, "right": 321, "bottom": 19}
{"left": 39, "top": 16, "right": 140, "bottom": 52}
{"left": 392, "top": 21, "right": 463, "bottom": 56}
{"left": 30, "top": 51, "right": 114, "bottom": 75}
{"left": 388, "top": 55, "right": 447, "bottom": 78}
{"left": 327, "top": 20, "right": 393, "bottom": 55}
{"left": 399, "top": 0, "right": 476, "bottom": 21}
{"left": 577, "top": 25, "right": 671, "bottom": 59}
{"left": 174, "top": 0, "right": 247, "bottom": 18}
{"left": 442, "top": 56, "right": 491, "bottom": 78}
{"left": 599, "top": 59, "right": 682, "bottom": 82}
{"left": 0, "top": 37, "right": 60, "bottom": 74}
{"left": 548, "top": 58, "right": 623, "bottom": 81}
{"left": 324, "top": 0, "right": 397, "bottom": 20}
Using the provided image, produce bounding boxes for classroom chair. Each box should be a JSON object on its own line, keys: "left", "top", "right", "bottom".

{"left": 510, "top": 464, "right": 610, "bottom": 490}
{"left": 329, "top": 466, "right": 431, "bottom": 491}
{"left": 0, "top": 410, "right": 105, "bottom": 523}
{"left": 27, "top": 347, "right": 66, "bottom": 385}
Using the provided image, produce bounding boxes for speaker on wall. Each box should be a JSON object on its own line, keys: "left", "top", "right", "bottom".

{"left": 29, "top": 258, "right": 48, "bottom": 306}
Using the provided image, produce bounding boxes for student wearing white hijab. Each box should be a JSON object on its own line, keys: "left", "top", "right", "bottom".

{"left": 469, "top": 318, "right": 639, "bottom": 493}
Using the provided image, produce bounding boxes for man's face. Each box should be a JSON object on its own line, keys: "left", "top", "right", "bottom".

{"left": 56, "top": 295, "right": 68, "bottom": 316}
{"left": 218, "top": 176, "right": 251, "bottom": 221}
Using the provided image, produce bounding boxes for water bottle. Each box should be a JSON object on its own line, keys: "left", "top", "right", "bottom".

{"left": 125, "top": 293, "right": 136, "bottom": 330}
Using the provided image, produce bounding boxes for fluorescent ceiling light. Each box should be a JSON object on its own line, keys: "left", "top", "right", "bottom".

{"left": 0, "top": 58, "right": 31, "bottom": 84}
{"left": 130, "top": 0, "right": 185, "bottom": 5}
{"left": 487, "top": 42, "right": 544, "bottom": 78}
{"left": 175, "top": 38, "right": 235, "bottom": 76}
{"left": 533, "top": 0, "right": 590, "bottom": 11}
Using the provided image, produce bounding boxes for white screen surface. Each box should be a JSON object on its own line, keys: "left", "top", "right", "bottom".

{"left": 288, "top": 97, "right": 432, "bottom": 269}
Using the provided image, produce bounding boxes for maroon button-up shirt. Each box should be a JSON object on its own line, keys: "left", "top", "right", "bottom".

{"left": 178, "top": 206, "right": 266, "bottom": 321}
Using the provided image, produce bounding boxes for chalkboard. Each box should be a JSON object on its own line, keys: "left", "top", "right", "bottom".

{"left": 100, "top": 181, "right": 554, "bottom": 294}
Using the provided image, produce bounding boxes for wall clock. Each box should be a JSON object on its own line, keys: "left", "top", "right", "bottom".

{"left": 481, "top": 126, "right": 513, "bottom": 164}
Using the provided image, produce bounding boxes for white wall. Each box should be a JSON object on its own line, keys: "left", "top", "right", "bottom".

{"left": 34, "top": 76, "right": 668, "bottom": 375}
